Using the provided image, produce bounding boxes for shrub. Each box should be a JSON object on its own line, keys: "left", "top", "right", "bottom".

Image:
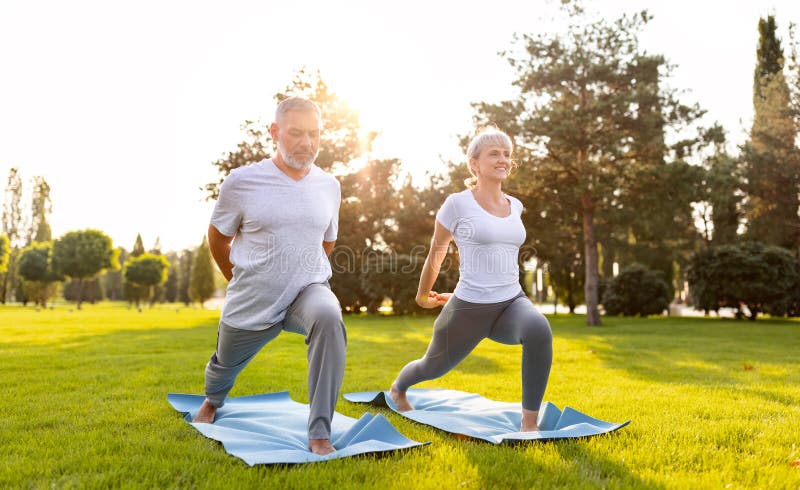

{"left": 602, "top": 263, "right": 670, "bottom": 316}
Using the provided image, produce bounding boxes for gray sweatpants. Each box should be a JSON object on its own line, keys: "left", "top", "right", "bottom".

{"left": 203, "top": 283, "right": 347, "bottom": 440}
{"left": 395, "top": 292, "right": 552, "bottom": 411}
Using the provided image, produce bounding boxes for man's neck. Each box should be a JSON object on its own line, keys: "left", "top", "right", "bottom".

{"left": 273, "top": 154, "right": 312, "bottom": 181}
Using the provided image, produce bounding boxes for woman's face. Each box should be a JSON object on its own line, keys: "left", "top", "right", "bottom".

{"left": 470, "top": 144, "right": 512, "bottom": 182}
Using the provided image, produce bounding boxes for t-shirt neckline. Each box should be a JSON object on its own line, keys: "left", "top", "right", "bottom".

{"left": 266, "top": 158, "right": 316, "bottom": 184}
{"left": 467, "top": 189, "right": 513, "bottom": 219}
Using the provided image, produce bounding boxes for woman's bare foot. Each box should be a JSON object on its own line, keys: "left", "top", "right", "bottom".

{"left": 389, "top": 383, "right": 414, "bottom": 412}
{"left": 192, "top": 400, "right": 217, "bottom": 423}
{"left": 521, "top": 408, "right": 539, "bottom": 431}
{"left": 309, "top": 439, "right": 336, "bottom": 455}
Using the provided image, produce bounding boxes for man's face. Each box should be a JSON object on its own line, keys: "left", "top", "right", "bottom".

{"left": 272, "top": 109, "right": 321, "bottom": 170}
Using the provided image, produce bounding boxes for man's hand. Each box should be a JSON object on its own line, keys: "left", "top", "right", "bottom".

{"left": 416, "top": 291, "right": 451, "bottom": 308}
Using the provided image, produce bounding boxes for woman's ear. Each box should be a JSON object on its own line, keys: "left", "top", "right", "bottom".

{"left": 468, "top": 157, "right": 478, "bottom": 175}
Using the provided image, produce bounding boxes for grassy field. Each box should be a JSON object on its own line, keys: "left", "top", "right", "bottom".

{"left": 1, "top": 302, "right": 799, "bottom": 489}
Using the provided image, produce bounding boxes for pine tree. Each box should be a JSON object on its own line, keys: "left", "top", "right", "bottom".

{"left": 189, "top": 237, "right": 215, "bottom": 306}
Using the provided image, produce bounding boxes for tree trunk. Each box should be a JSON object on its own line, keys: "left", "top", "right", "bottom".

{"left": 552, "top": 285, "right": 558, "bottom": 315}
{"left": 581, "top": 193, "right": 602, "bottom": 326}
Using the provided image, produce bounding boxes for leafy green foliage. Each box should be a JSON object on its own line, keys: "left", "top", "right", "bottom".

{"left": 602, "top": 263, "right": 670, "bottom": 316}
{"left": 472, "top": 4, "right": 704, "bottom": 324}
{"left": 687, "top": 242, "right": 799, "bottom": 320}
{"left": 124, "top": 253, "right": 169, "bottom": 308}
{"left": 51, "top": 229, "right": 118, "bottom": 309}
{"left": 16, "top": 241, "right": 62, "bottom": 306}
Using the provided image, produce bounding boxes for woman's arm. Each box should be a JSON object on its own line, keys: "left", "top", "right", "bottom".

{"left": 416, "top": 220, "right": 454, "bottom": 308}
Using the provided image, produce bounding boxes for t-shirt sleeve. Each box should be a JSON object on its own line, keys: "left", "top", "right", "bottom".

{"left": 323, "top": 179, "right": 341, "bottom": 242}
{"left": 210, "top": 173, "right": 242, "bottom": 237}
{"left": 510, "top": 195, "right": 524, "bottom": 216}
{"left": 435, "top": 194, "right": 459, "bottom": 232}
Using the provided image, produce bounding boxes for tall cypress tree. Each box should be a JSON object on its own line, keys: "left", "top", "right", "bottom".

{"left": 1, "top": 168, "right": 24, "bottom": 303}
{"left": 189, "top": 236, "right": 215, "bottom": 306}
{"left": 742, "top": 16, "right": 800, "bottom": 251}
{"left": 28, "top": 176, "right": 52, "bottom": 244}
{"left": 177, "top": 248, "right": 194, "bottom": 306}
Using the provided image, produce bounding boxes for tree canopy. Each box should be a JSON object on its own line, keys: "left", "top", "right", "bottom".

{"left": 51, "top": 229, "right": 118, "bottom": 309}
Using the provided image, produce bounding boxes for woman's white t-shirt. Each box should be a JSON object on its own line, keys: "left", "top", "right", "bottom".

{"left": 435, "top": 189, "right": 526, "bottom": 303}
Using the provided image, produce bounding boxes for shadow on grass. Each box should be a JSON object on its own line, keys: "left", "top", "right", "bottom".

{"left": 549, "top": 314, "right": 800, "bottom": 407}
{"left": 452, "top": 432, "right": 663, "bottom": 489}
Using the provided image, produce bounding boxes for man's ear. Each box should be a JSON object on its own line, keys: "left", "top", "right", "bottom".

{"left": 269, "top": 122, "right": 278, "bottom": 140}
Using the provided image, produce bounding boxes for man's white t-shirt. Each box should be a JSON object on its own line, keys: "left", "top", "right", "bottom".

{"left": 210, "top": 158, "right": 341, "bottom": 330}
{"left": 435, "top": 189, "right": 525, "bottom": 303}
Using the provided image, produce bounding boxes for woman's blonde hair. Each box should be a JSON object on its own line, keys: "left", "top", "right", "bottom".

{"left": 464, "top": 127, "right": 514, "bottom": 189}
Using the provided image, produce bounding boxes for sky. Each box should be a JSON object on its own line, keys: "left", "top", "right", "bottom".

{"left": 1, "top": 0, "right": 799, "bottom": 252}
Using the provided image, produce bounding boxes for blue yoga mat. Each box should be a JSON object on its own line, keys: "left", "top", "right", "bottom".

{"left": 344, "top": 389, "right": 630, "bottom": 443}
{"left": 168, "top": 391, "right": 428, "bottom": 464}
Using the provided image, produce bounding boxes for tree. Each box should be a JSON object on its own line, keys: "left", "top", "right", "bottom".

{"left": 125, "top": 234, "right": 148, "bottom": 303}
{"left": 177, "top": 248, "right": 194, "bottom": 305}
{"left": 204, "top": 69, "right": 387, "bottom": 313}
{"left": 124, "top": 253, "right": 169, "bottom": 309}
{"left": 205, "top": 68, "right": 368, "bottom": 199}
{"left": 742, "top": 16, "right": 800, "bottom": 251}
{"left": 51, "top": 229, "right": 119, "bottom": 309}
{"left": 100, "top": 247, "right": 127, "bottom": 300}
{"left": 189, "top": 237, "right": 215, "bottom": 306}
{"left": 698, "top": 126, "right": 743, "bottom": 246}
{"left": 602, "top": 263, "right": 670, "bottom": 316}
{"left": 473, "top": 4, "right": 703, "bottom": 325}
{"left": 1, "top": 168, "right": 24, "bottom": 302}
{"left": 687, "top": 242, "right": 798, "bottom": 320}
{"left": 63, "top": 278, "right": 103, "bottom": 304}
{"left": 0, "top": 234, "right": 8, "bottom": 274}
{"left": 131, "top": 234, "right": 145, "bottom": 257}
{"left": 148, "top": 237, "right": 165, "bottom": 303}
{"left": 17, "top": 241, "right": 62, "bottom": 307}
{"left": 163, "top": 251, "right": 179, "bottom": 303}
{"left": 26, "top": 176, "right": 52, "bottom": 244}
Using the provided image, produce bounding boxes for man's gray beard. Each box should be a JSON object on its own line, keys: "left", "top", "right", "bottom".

{"left": 278, "top": 141, "right": 317, "bottom": 170}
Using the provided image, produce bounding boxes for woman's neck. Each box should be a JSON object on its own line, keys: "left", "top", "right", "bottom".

{"left": 472, "top": 181, "right": 504, "bottom": 202}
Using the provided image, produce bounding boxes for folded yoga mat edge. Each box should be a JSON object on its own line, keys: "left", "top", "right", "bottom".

{"left": 168, "top": 391, "right": 429, "bottom": 465}
{"left": 344, "top": 389, "right": 630, "bottom": 444}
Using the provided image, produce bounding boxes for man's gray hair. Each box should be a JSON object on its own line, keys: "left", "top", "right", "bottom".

{"left": 275, "top": 96, "right": 322, "bottom": 123}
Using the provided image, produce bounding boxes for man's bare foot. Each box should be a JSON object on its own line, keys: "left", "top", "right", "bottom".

{"left": 192, "top": 400, "right": 217, "bottom": 423}
{"left": 521, "top": 408, "right": 539, "bottom": 431}
{"left": 389, "top": 383, "right": 414, "bottom": 412}
{"left": 309, "top": 438, "right": 336, "bottom": 455}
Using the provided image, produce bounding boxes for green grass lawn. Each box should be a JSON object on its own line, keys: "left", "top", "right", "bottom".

{"left": 1, "top": 302, "right": 799, "bottom": 489}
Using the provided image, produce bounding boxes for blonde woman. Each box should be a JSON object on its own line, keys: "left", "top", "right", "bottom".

{"left": 389, "top": 127, "right": 552, "bottom": 431}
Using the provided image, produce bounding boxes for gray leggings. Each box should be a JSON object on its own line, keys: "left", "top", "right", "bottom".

{"left": 395, "top": 292, "right": 552, "bottom": 411}
{"left": 203, "top": 283, "right": 347, "bottom": 440}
